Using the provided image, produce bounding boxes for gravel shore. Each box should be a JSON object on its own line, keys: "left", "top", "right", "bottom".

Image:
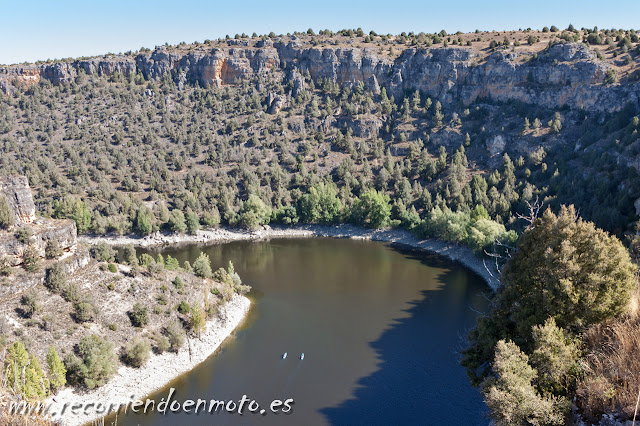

{"left": 81, "top": 224, "right": 501, "bottom": 290}
{"left": 46, "top": 294, "right": 250, "bottom": 426}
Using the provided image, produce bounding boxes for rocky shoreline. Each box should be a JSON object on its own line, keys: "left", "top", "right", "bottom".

{"left": 46, "top": 294, "right": 251, "bottom": 426}
{"left": 81, "top": 224, "right": 501, "bottom": 290}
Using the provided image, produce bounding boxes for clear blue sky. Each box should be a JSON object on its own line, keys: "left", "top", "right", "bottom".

{"left": 2, "top": 0, "right": 639, "bottom": 65}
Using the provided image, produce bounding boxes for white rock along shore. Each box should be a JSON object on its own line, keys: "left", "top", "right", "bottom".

{"left": 46, "top": 294, "right": 250, "bottom": 426}
{"left": 81, "top": 224, "right": 501, "bottom": 290}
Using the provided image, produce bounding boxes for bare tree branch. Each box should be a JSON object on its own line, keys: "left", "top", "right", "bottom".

{"left": 515, "top": 195, "right": 543, "bottom": 230}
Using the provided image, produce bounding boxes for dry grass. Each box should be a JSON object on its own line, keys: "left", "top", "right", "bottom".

{"left": 577, "top": 285, "right": 640, "bottom": 421}
{"left": 0, "top": 386, "right": 56, "bottom": 426}
{"left": 0, "top": 413, "right": 55, "bottom": 425}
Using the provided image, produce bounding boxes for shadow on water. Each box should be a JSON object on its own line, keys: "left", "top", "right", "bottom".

{"left": 320, "top": 245, "right": 490, "bottom": 426}
{"left": 113, "top": 238, "right": 491, "bottom": 426}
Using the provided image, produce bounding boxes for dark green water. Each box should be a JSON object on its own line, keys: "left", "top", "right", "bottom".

{"left": 110, "top": 237, "right": 489, "bottom": 425}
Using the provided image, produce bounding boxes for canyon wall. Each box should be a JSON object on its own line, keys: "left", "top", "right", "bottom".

{"left": 1, "top": 41, "right": 638, "bottom": 113}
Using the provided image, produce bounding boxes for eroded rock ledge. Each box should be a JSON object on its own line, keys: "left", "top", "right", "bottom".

{"left": 1, "top": 42, "right": 637, "bottom": 113}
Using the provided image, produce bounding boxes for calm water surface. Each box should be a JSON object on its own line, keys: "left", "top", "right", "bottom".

{"left": 110, "top": 238, "right": 489, "bottom": 425}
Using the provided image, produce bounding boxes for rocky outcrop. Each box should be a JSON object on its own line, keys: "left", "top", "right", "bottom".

{"left": 0, "top": 176, "right": 79, "bottom": 271}
{"left": 0, "top": 176, "right": 36, "bottom": 223}
{"left": 487, "top": 135, "right": 507, "bottom": 157}
{"left": 0, "top": 219, "right": 77, "bottom": 267}
{"left": 267, "top": 92, "right": 286, "bottom": 114}
{"left": 1, "top": 41, "right": 638, "bottom": 112}
{"left": 338, "top": 115, "right": 383, "bottom": 139}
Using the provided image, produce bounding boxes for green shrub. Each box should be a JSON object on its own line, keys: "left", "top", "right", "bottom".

{"left": 240, "top": 194, "right": 271, "bottom": 229}
{"left": 164, "top": 255, "right": 180, "bottom": 270}
{"left": 177, "top": 300, "right": 191, "bottom": 315}
{"left": 185, "top": 209, "right": 200, "bottom": 235}
{"left": 20, "top": 291, "right": 39, "bottom": 318}
{"left": 0, "top": 256, "right": 12, "bottom": 276}
{"left": 65, "top": 334, "right": 116, "bottom": 389}
{"left": 22, "top": 245, "right": 41, "bottom": 272}
{"left": 153, "top": 333, "right": 170, "bottom": 354}
{"left": 138, "top": 253, "right": 155, "bottom": 267}
{"left": 165, "top": 321, "right": 185, "bottom": 352}
{"left": 350, "top": 189, "right": 391, "bottom": 228}
{"left": 15, "top": 227, "right": 33, "bottom": 244}
{"left": 530, "top": 318, "right": 579, "bottom": 395}
{"left": 298, "top": 182, "right": 342, "bottom": 224}
{"left": 128, "top": 302, "right": 149, "bottom": 327}
{"left": 123, "top": 338, "right": 151, "bottom": 368}
{"left": 45, "top": 240, "right": 63, "bottom": 259}
{"left": 62, "top": 283, "right": 81, "bottom": 304}
{"left": 90, "top": 242, "right": 116, "bottom": 262}
{"left": 122, "top": 244, "right": 137, "bottom": 265}
{"left": 172, "top": 276, "right": 184, "bottom": 289}
{"left": 192, "top": 253, "right": 212, "bottom": 278}
{"left": 483, "top": 340, "right": 568, "bottom": 425}
{"left": 73, "top": 300, "right": 97, "bottom": 323}
{"left": 168, "top": 210, "right": 187, "bottom": 233}
{"left": 501, "top": 206, "right": 635, "bottom": 333}
{"left": 107, "top": 263, "right": 117, "bottom": 273}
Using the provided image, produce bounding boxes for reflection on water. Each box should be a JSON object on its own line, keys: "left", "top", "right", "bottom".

{"left": 108, "top": 238, "right": 489, "bottom": 425}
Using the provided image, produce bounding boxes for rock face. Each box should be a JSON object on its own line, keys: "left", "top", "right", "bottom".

{"left": 1, "top": 42, "right": 638, "bottom": 112}
{"left": 0, "top": 176, "right": 78, "bottom": 269}
{"left": 487, "top": 135, "right": 507, "bottom": 157}
{"left": 267, "top": 92, "right": 286, "bottom": 114}
{"left": 0, "top": 176, "right": 36, "bottom": 223}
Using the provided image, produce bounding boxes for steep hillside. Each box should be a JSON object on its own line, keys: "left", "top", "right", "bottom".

{"left": 0, "top": 28, "right": 638, "bottom": 248}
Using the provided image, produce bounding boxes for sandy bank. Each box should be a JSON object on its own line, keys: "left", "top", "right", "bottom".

{"left": 47, "top": 294, "right": 250, "bottom": 426}
{"left": 81, "top": 224, "right": 500, "bottom": 290}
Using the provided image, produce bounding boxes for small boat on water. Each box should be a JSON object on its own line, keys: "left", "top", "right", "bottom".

{"left": 282, "top": 352, "right": 287, "bottom": 359}
{"left": 300, "top": 353, "right": 304, "bottom": 360}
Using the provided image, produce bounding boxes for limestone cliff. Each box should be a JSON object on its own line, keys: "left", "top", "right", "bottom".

{"left": 1, "top": 40, "right": 637, "bottom": 113}
{"left": 0, "top": 177, "right": 85, "bottom": 296}
{"left": 0, "top": 176, "right": 36, "bottom": 223}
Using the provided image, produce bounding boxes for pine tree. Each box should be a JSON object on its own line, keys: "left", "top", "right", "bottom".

{"left": 165, "top": 255, "right": 180, "bottom": 270}
{"left": 483, "top": 340, "right": 568, "bottom": 425}
{"left": 0, "top": 196, "right": 15, "bottom": 229}
{"left": 185, "top": 209, "right": 200, "bottom": 235}
{"left": 4, "top": 341, "right": 30, "bottom": 396}
{"left": 501, "top": 205, "right": 636, "bottom": 333}
{"left": 168, "top": 210, "right": 187, "bottom": 233}
{"left": 134, "top": 207, "right": 154, "bottom": 235}
{"left": 190, "top": 305, "right": 206, "bottom": 338}
{"left": 22, "top": 245, "right": 41, "bottom": 272}
{"left": 122, "top": 244, "right": 137, "bottom": 266}
{"left": 464, "top": 133, "right": 471, "bottom": 147}
{"left": 530, "top": 318, "right": 579, "bottom": 394}
{"left": 24, "top": 354, "right": 49, "bottom": 400}
{"left": 46, "top": 345, "right": 67, "bottom": 391}
{"left": 192, "top": 252, "right": 212, "bottom": 279}
{"left": 463, "top": 206, "right": 636, "bottom": 384}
